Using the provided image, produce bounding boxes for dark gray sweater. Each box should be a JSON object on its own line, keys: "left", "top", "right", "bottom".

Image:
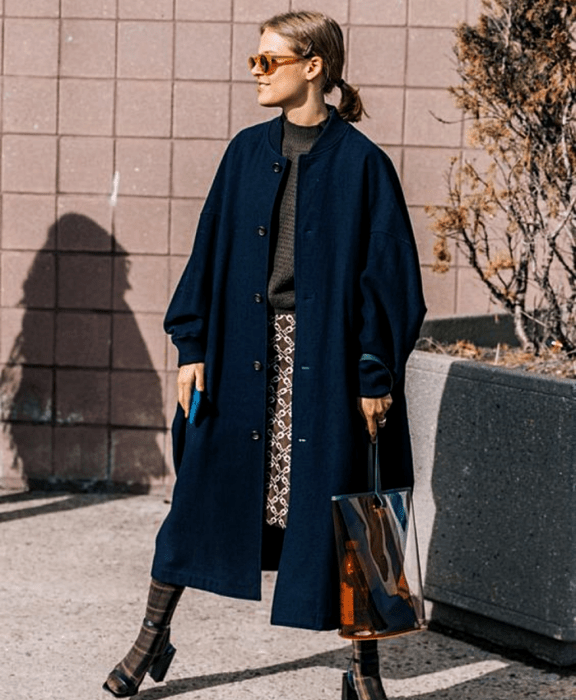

{"left": 268, "top": 115, "right": 327, "bottom": 312}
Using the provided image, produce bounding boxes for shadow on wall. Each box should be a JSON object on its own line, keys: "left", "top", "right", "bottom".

{"left": 1, "top": 214, "right": 167, "bottom": 492}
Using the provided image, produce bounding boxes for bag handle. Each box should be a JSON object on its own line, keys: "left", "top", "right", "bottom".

{"left": 368, "top": 433, "right": 381, "bottom": 494}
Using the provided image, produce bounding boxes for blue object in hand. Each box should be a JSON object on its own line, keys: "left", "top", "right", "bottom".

{"left": 188, "top": 388, "right": 202, "bottom": 425}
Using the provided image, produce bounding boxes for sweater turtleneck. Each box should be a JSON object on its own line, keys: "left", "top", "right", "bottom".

{"left": 267, "top": 113, "right": 328, "bottom": 312}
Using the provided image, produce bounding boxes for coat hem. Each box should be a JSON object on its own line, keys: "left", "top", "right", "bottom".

{"left": 151, "top": 566, "right": 262, "bottom": 602}
{"left": 270, "top": 612, "right": 339, "bottom": 632}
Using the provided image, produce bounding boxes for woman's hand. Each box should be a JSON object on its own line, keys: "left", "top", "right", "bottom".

{"left": 177, "top": 363, "right": 205, "bottom": 418}
{"left": 357, "top": 395, "right": 393, "bottom": 443}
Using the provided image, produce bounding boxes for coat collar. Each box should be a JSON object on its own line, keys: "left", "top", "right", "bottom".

{"left": 267, "top": 105, "right": 349, "bottom": 157}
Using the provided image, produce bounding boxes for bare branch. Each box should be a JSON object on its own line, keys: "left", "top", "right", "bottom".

{"left": 429, "top": 0, "right": 576, "bottom": 353}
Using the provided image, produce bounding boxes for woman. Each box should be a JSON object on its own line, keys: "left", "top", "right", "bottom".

{"left": 103, "top": 11, "right": 425, "bottom": 700}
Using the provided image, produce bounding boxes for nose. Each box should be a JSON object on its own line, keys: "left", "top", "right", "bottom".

{"left": 251, "top": 60, "right": 264, "bottom": 77}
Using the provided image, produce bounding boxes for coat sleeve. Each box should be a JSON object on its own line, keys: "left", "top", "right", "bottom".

{"left": 357, "top": 152, "right": 426, "bottom": 397}
{"left": 164, "top": 144, "right": 232, "bottom": 366}
{"left": 164, "top": 211, "right": 219, "bottom": 366}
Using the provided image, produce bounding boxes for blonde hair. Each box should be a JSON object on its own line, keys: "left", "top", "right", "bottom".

{"left": 260, "top": 11, "right": 367, "bottom": 123}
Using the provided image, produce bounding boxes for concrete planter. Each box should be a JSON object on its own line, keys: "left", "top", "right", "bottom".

{"left": 406, "top": 317, "right": 576, "bottom": 665}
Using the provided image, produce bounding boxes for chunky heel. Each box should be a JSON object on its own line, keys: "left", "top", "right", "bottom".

{"left": 148, "top": 642, "right": 176, "bottom": 682}
{"left": 342, "top": 668, "right": 388, "bottom": 700}
{"left": 342, "top": 671, "right": 359, "bottom": 700}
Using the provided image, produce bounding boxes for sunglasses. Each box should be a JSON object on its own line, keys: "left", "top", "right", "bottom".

{"left": 248, "top": 53, "right": 307, "bottom": 75}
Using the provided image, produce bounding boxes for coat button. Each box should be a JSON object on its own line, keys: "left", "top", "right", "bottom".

{"left": 253, "top": 293, "right": 263, "bottom": 303}
{"left": 253, "top": 361, "right": 263, "bottom": 371}
{"left": 272, "top": 162, "right": 282, "bottom": 173}
{"left": 251, "top": 430, "right": 262, "bottom": 441}
{"left": 257, "top": 226, "right": 267, "bottom": 237}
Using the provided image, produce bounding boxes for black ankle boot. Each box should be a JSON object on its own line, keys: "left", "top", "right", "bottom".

{"left": 103, "top": 579, "right": 183, "bottom": 697}
{"left": 102, "top": 619, "right": 177, "bottom": 698}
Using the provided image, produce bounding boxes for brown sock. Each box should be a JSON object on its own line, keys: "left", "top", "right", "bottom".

{"left": 350, "top": 640, "right": 387, "bottom": 700}
{"left": 106, "top": 578, "right": 184, "bottom": 693}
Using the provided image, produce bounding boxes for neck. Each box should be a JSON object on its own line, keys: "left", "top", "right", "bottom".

{"left": 283, "top": 95, "right": 329, "bottom": 127}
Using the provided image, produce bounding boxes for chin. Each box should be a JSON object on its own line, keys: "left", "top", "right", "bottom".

{"left": 258, "top": 95, "right": 281, "bottom": 109}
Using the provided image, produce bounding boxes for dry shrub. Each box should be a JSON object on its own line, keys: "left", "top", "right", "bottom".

{"left": 428, "top": 0, "right": 576, "bottom": 356}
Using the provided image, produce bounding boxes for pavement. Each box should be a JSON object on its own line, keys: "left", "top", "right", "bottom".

{"left": 0, "top": 491, "right": 574, "bottom": 700}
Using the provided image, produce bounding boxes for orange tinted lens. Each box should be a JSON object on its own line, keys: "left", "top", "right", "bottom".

{"left": 249, "top": 55, "right": 271, "bottom": 73}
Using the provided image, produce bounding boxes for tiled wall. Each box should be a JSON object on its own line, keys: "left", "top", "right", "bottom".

{"left": 0, "top": 0, "right": 493, "bottom": 489}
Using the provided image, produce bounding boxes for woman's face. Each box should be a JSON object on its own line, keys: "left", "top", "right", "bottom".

{"left": 251, "top": 29, "right": 310, "bottom": 111}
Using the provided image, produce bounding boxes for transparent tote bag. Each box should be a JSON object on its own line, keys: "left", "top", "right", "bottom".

{"left": 332, "top": 437, "right": 426, "bottom": 639}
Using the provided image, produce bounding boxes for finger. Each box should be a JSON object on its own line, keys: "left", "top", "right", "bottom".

{"left": 178, "top": 373, "right": 195, "bottom": 418}
{"left": 195, "top": 366, "right": 205, "bottom": 393}
{"left": 357, "top": 399, "right": 372, "bottom": 426}
{"left": 178, "top": 385, "right": 191, "bottom": 418}
{"left": 367, "top": 413, "right": 378, "bottom": 443}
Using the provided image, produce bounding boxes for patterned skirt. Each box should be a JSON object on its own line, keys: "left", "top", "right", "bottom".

{"left": 264, "top": 313, "right": 295, "bottom": 529}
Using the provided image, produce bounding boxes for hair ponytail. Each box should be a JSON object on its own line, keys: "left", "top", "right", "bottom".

{"left": 337, "top": 80, "right": 367, "bottom": 123}
{"left": 260, "top": 11, "right": 368, "bottom": 123}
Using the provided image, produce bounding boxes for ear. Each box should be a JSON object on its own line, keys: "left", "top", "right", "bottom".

{"left": 305, "top": 55, "right": 324, "bottom": 82}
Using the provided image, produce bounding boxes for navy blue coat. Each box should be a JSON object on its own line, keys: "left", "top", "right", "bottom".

{"left": 152, "top": 107, "right": 426, "bottom": 631}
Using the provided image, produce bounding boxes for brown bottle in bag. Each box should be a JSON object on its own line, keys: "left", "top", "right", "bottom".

{"left": 340, "top": 540, "right": 374, "bottom": 636}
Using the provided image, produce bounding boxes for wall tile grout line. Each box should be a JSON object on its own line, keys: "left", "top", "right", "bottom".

{"left": 0, "top": 71, "right": 457, "bottom": 85}
{"left": 51, "top": 0, "right": 66, "bottom": 478}
{"left": 230, "top": 0, "right": 237, "bottom": 145}
{"left": 400, "top": 20, "right": 409, "bottom": 184}
{"left": 455, "top": 16, "right": 466, "bottom": 300}
{"left": 0, "top": 247, "right": 192, "bottom": 257}
{"left": 106, "top": 0, "right": 120, "bottom": 482}
{"left": 168, "top": 0, "right": 177, "bottom": 249}
{"left": 0, "top": 13, "right": 4, "bottom": 256}
{"left": 162, "top": 0, "right": 178, "bottom": 480}
{"left": 227, "top": 14, "right": 234, "bottom": 142}
{"left": 0, "top": 75, "right": 462, "bottom": 91}
{"left": 0, "top": 133, "right": 466, "bottom": 147}
{"left": 1, "top": 16, "right": 465, "bottom": 30}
